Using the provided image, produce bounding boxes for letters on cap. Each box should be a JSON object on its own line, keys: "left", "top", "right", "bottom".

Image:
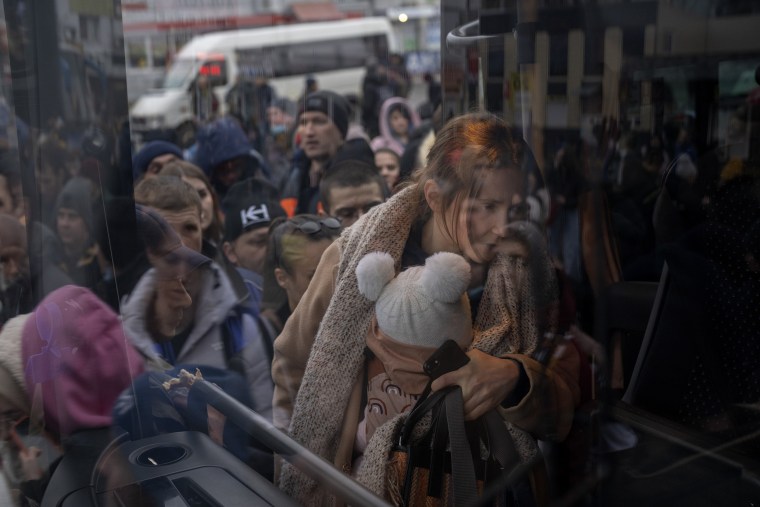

{"left": 240, "top": 204, "right": 271, "bottom": 229}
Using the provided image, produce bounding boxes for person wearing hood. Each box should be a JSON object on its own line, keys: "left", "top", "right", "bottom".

{"left": 280, "top": 90, "right": 374, "bottom": 217}
{"left": 370, "top": 97, "right": 420, "bottom": 158}
{"left": 191, "top": 117, "right": 270, "bottom": 199}
{"left": 50, "top": 177, "right": 102, "bottom": 291}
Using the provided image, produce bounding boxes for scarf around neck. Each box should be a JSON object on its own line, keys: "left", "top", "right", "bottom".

{"left": 279, "top": 185, "right": 556, "bottom": 504}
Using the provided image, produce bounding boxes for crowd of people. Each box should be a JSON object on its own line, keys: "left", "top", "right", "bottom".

{"left": 0, "top": 44, "right": 756, "bottom": 505}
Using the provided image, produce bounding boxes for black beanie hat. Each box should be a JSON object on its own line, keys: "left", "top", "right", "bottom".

{"left": 303, "top": 91, "right": 349, "bottom": 140}
{"left": 55, "top": 177, "right": 95, "bottom": 233}
{"left": 132, "top": 141, "right": 183, "bottom": 180}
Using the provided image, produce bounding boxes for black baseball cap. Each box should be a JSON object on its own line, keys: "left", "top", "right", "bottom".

{"left": 222, "top": 178, "right": 287, "bottom": 242}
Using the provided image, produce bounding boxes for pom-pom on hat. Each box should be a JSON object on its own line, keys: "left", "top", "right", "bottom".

{"left": 356, "top": 251, "right": 472, "bottom": 349}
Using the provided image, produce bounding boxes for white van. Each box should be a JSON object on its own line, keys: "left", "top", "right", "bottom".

{"left": 129, "top": 17, "right": 396, "bottom": 147}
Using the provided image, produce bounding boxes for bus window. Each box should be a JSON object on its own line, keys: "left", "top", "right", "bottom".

{"left": 236, "top": 49, "right": 276, "bottom": 80}
{"left": 267, "top": 35, "right": 387, "bottom": 78}
{"left": 284, "top": 40, "right": 338, "bottom": 76}
{"left": 162, "top": 58, "right": 197, "bottom": 89}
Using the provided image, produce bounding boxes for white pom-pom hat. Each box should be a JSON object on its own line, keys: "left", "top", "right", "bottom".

{"left": 356, "top": 251, "right": 472, "bottom": 348}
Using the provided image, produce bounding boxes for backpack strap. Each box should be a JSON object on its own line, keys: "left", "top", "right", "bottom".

{"left": 223, "top": 306, "right": 278, "bottom": 377}
{"left": 154, "top": 341, "right": 177, "bottom": 365}
{"left": 222, "top": 310, "right": 247, "bottom": 377}
{"left": 254, "top": 313, "right": 276, "bottom": 367}
{"left": 223, "top": 312, "right": 245, "bottom": 357}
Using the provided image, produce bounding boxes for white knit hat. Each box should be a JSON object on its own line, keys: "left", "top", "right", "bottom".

{"left": 356, "top": 251, "right": 472, "bottom": 348}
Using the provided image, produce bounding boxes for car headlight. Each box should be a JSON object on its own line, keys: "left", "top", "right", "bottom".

{"left": 146, "top": 116, "right": 164, "bottom": 130}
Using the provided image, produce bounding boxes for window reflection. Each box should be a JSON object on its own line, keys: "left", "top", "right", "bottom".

{"left": 0, "top": 0, "right": 757, "bottom": 505}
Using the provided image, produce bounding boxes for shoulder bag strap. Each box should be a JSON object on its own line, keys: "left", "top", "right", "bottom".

{"left": 482, "top": 410, "right": 521, "bottom": 472}
{"left": 445, "top": 387, "right": 478, "bottom": 506}
{"left": 398, "top": 386, "right": 454, "bottom": 446}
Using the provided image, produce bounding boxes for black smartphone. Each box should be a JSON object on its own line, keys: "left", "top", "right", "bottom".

{"left": 423, "top": 340, "right": 470, "bottom": 380}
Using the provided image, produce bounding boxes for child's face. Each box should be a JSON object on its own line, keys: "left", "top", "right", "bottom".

{"left": 375, "top": 151, "right": 400, "bottom": 189}
{"left": 389, "top": 110, "right": 409, "bottom": 137}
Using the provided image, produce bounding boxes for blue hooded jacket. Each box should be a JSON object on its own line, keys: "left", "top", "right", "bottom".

{"left": 192, "top": 117, "right": 271, "bottom": 185}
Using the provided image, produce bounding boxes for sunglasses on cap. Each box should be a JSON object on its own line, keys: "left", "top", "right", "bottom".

{"left": 273, "top": 216, "right": 341, "bottom": 235}
{"left": 271, "top": 217, "right": 341, "bottom": 268}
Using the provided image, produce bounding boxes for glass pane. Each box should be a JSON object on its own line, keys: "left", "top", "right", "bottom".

{"left": 2, "top": 0, "right": 757, "bottom": 506}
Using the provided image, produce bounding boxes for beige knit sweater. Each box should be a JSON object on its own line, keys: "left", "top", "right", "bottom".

{"left": 279, "top": 186, "right": 573, "bottom": 505}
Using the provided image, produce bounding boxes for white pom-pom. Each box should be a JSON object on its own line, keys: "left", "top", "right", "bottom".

{"left": 420, "top": 252, "right": 470, "bottom": 303}
{"left": 356, "top": 252, "right": 396, "bottom": 302}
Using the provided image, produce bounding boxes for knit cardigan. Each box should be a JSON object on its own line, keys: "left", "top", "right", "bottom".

{"left": 279, "top": 186, "right": 564, "bottom": 505}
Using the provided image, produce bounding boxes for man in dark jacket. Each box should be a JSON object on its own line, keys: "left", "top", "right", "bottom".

{"left": 222, "top": 178, "right": 286, "bottom": 314}
{"left": 192, "top": 117, "right": 270, "bottom": 199}
{"left": 280, "top": 90, "right": 374, "bottom": 216}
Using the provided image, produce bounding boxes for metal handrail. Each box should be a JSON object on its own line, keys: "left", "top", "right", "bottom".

{"left": 446, "top": 19, "right": 503, "bottom": 48}
{"left": 192, "top": 380, "right": 392, "bottom": 507}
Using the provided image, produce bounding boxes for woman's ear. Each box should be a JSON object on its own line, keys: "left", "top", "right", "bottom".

{"left": 423, "top": 179, "right": 442, "bottom": 213}
{"left": 274, "top": 267, "right": 289, "bottom": 290}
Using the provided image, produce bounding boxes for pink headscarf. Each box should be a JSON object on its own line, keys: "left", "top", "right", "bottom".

{"left": 21, "top": 285, "right": 144, "bottom": 437}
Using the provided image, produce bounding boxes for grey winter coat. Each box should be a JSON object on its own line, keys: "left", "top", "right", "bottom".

{"left": 121, "top": 262, "right": 274, "bottom": 421}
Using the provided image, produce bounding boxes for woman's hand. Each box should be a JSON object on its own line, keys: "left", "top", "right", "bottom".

{"left": 430, "top": 349, "right": 521, "bottom": 420}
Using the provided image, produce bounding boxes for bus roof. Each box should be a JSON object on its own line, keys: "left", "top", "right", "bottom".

{"left": 177, "top": 17, "right": 394, "bottom": 58}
